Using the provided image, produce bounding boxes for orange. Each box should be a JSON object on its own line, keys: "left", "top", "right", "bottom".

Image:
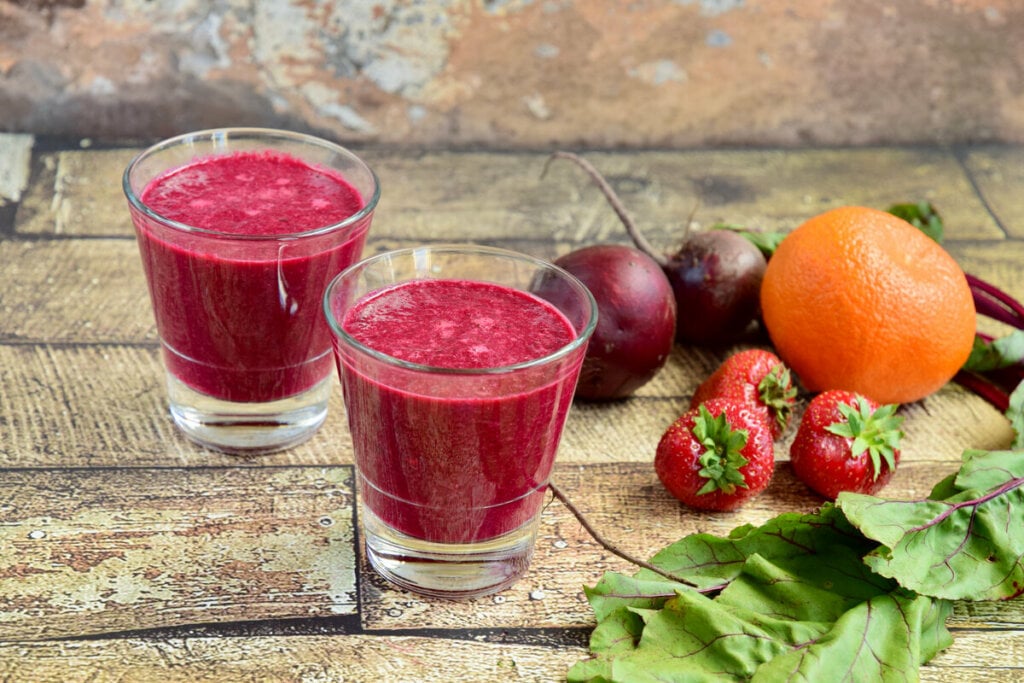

{"left": 760, "top": 206, "right": 976, "bottom": 405}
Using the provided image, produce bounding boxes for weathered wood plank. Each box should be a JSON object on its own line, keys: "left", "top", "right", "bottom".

{"left": 0, "top": 343, "right": 1010, "bottom": 468}
{"left": 0, "top": 466, "right": 356, "bottom": 641}
{"left": 0, "top": 239, "right": 154, "bottom": 344}
{"left": 0, "top": 237, "right": 562, "bottom": 345}
{"left": 0, "top": 630, "right": 1020, "bottom": 683}
{"left": 0, "top": 343, "right": 306, "bottom": 465}
{"left": 924, "top": 658, "right": 1024, "bottom": 683}
{"left": 14, "top": 147, "right": 1002, "bottom": 244}
{"left": 929, "top": 628, "right": 1024, "bottom": 670}
{"left": 539, "top": 147, "right": 1004, "bottom": 243}
{"left": 947, "top": 238, "right": 1024, "bottom": 338}
{"left": 0, "top": 635, "right": 586, "bottom": 683}
{"left": 961, "top": 145, "right": 1024, "bottom": 240}
{"left": 5, "top": 459, "right": 1016, "bottom": 645}
{"left": 15, "top": 148, "right": 137, "bottom": 236}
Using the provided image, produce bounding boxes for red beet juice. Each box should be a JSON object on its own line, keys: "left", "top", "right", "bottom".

{"left": 338, "top": 278, "right": 582, "bottom": 544}
{"left": 134, "top": 150, "right": 370, "bottom": 403}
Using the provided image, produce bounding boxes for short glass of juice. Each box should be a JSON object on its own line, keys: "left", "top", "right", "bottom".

{"left": 123, "top": 128, "right": 380, "bottom": 454}
{"left": 323, "top": 244, "right": 598, "bottom": 599}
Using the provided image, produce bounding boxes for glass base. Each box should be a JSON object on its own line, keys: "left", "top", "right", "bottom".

{"left": 361, "top": 504, "right": 539, "bottom": 600}
{"left": 166, "top": 375, "right": 331, "bottom": 454}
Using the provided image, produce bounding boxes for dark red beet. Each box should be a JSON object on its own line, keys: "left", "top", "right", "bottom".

{"left": 546, "top": 151, "right": 767, "bottom": 347}
{"left": 666, "top": 230, "right": 766, "bottom": 345}
{"left": 547, "top": 244, "right": 676, "bottom": 401}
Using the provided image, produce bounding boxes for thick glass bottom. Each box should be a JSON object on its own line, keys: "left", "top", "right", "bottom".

{"left": 360, "top": 504, "right": 539, "bottom": 600}
{"left": 166, "top": 375, "right": 331, "bottom": 454}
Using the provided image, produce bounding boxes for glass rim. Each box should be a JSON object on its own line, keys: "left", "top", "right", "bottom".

{"left": 121, "top": 127, "right": 381, "bottom": 241}
{"left": 322, "top": 244, "right": 599, "bottom": 376}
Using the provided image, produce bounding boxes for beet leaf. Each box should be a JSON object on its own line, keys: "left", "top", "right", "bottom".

{"left": 569, "top": 448, "right": 1023, "bottom": 681}
{"left": 569, "top": 523, "right": 951, "bottom": 682}
{"left": 963, "top": 330, "right": 1024, "bottom": 372}
{"left": 1011, "top": 382, "right": 1024, "bottom": 449}
{"left": 645, "top": 503, "right": 873, "bottom": 590}
{"left": 570, "top": 546, "right": 938, "bottom": 682}
{"left": 837, "top": 448, "right": 1024, "bottom": 601}
{"left": 886, "top": 201, "right": 944, "bottom": 243}
{"left": 751, "top": 590, "right": 952, "bottom": 682}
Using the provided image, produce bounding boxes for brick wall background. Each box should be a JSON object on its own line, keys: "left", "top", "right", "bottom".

{"left": 1, "top": 0, "right": 1022, "bottom": 148}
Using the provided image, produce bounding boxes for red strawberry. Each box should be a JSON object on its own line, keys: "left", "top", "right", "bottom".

{"left": 655, "top": 397, "right": 775, "bottom": 511}
{"left": 690, "top": 349, "right": 797, "bottom": 440}
{"left": 789, "top": 390, "right": 904, "bottom": 500}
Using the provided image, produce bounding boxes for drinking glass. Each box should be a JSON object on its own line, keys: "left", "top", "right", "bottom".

{"left": 123, "top": 128, "right": 379, "bottom": 453}
{"left": 324, "top": 245, "right": 597, "bottom": 598}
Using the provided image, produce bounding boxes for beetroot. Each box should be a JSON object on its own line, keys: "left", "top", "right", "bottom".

{"left": 544, "top": 244, "right": 677, "bottom": 401}
{"left": 665, "top": 230, "right": 765, "bottom": 344}
{"left": 547, "top": 151, "right": 766, "bottom": 345}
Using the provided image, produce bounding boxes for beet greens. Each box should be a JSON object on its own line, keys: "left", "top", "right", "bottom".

{"left": 568, "top": 449, "right": 1023, "bottom": 682}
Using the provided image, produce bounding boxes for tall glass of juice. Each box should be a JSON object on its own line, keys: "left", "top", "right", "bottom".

{"left": 323, "top": 245, "right": 597, "bottom": 598}
{"left": 123, "top": 128, "right": 379, "bottom": 453}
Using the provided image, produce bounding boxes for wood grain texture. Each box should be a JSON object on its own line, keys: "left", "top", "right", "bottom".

{"left": 961, "top": 145, "right": 1024, "bottom": 240}
{"left": 0, "top": 341, "right": 353, "bottom": 467}
{"left": 0, "top": 635, "right": 586, "bottom": 683}
{"left": 0, "top": 343, "right": 1011, "bottom": 469}
{"left": 1, "top": 631, "right": 1021, "bottom": 683}
{"left": 0, "top": 466, "right": 357, "bottom": 640}
{"left": 2, "top": 143, "right": 1023, "bottom": 680}
{"left": 15, "top": 149, "right": 135, "bottom": 236}
{"left": 0, "top": 239, "right": 154, "bottom": 344}
{"left": 14, "top": 146, "right": 1005, "bottom": 245}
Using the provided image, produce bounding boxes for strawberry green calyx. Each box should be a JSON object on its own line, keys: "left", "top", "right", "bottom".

{"left": 826, "top": 398, "right": 904, "bottom": 480}
{"left": 757, "top": 364, "right": 798, "bottom": 434}
{"left": 692, "top": 404, "right": 750, "bottom": 496}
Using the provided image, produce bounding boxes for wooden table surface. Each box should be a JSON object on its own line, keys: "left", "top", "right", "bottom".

{"left": 1, "top": 136, "right": 1023, "bottom": 682}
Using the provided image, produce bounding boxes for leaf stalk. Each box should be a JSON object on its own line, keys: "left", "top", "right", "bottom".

{"left": 548, "top": 480, "right": 705, "bottom": 589}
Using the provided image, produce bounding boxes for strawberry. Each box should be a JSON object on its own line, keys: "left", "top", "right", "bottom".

{"left": 655, "top": 397, "right": 775, "bottom": 511}
{"left": 690, "top": 348, "right": 797, "bottom": 440}
{"left": 789, "top": 390, "right": 904, "bottom": 500}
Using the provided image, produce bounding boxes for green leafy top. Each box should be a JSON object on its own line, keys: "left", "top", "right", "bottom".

{"left": 825, "top": 398, "right": 904, "bottom": 480}
{"left": 756, "top": 364, "right": 797, "bottom": 434}
{"left": 692, "top": 405, "right": 750, "bottom": 496}
{"left": 963, "top": 329, "right": 1024, "bottom": 373}
{"left": 838, "top": 448, "right": 1024, "bottom": 601}
{"left": 716, "top": 223, "right": 787, "bottom": 259}
{"left": 568, "top": 448, "right": 1024, "bottom": 682}
{"left": 1011, "top": 382, "right": 1024, "bottom": 449}
{"left": 886, "top": 201, "right": 944, "bottom": 243}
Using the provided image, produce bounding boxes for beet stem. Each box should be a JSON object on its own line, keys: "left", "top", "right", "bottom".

{"left": 967, "top": 273, "right": 1024, "bottom": 329}
{"left": 973, "top": 293, "right": 1022, "bottom": 328}
{"left": 954, "top": 370, "right": 1010, "bottom": 412}
{"left": 548, "top": 480, "right": 699, "bottom": 587}
{"left": 988, "top": 365, "right": 1024, "bottom": 392}
{"left": 545, "top": 151, "right": 667, "bottom": 267}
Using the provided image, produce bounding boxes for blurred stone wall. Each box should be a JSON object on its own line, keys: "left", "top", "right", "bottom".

{"left": 1, "top": 0, "right": 1022, "bottom": 148}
